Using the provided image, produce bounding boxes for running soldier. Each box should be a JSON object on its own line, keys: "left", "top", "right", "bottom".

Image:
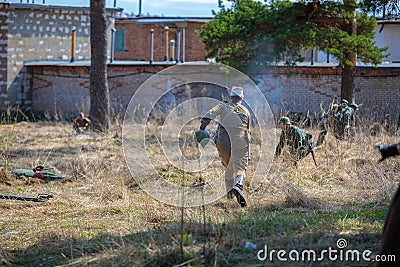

{"left": 196, "top": 86, "right": 251, "bottom": 207}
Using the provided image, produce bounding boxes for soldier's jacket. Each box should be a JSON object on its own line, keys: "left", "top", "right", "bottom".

{"left": 73, "top": 117, "right": 91, "bottom": 128}
{"left": 200, "top": 101, "right": 251, "bottom": 144}
{"left": 333, "top": 104, "right": 347, "bottom": 123}
{"left": 275, "top": 124, "right": 307, "bottom": 158}
{"left": 11, "top": 169, "right": 68, "bottom": 182}
{"left": 341, "top": 106, "right": 355, "bottom": 126}
{"left": 200, "top": 101, "right": 251, "bottom": 179}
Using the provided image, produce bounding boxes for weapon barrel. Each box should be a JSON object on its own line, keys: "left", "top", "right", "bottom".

{"left": 0, "top": 194, "right": 52, "bottom": 202}
{"left": 311, "top": 151, "right": 318, "bottom": 166}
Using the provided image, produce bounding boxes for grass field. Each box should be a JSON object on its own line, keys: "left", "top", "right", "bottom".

{"left": 0, "top": 120, "right": 399, "bottom": 266}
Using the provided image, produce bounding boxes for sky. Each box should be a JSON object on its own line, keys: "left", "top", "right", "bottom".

{"left": 10, "top": 0, "right": 230, "bottom": 17}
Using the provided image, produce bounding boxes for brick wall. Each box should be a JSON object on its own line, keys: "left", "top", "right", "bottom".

{"left": 28, "top": 64, "right": 166, "bottom": 117}
{"left": 114, "top": 19, "right": 208, "bottom": 62}
{"left": 183, "top": 21, "right": 207, "bottom": 61}
{"left": 27, "top": 64, "right": 400, "bottom": 124}
{"left": 250, "top": 66, "right": 400, "bottom": 123}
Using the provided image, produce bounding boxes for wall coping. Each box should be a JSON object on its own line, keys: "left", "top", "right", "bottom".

{"left": 23, "top": 60, "right": 400, "bottom": 77}
{"left": 23, "top": 60, "right": 400, "bottom": 67}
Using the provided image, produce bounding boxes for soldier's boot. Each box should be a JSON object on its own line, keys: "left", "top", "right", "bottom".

{"left": 232, "top": 175, "right": 247, "bottom": 207}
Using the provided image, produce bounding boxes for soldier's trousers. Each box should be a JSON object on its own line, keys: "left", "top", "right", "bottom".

{"left": 316, "top": 122, "right": 328, "bottom": 147}
{"left": 216, "top": 138, "right": 249, "bottom": 194}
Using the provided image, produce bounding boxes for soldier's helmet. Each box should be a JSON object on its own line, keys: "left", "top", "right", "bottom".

{"left": 279, "top": 116, "right": 291, "bottom": 125}
{"left": 230, "top": 86, "right": 244, "bottom": 98}
{"left": 340, "top": 99, "right": 348, "bottom": 108}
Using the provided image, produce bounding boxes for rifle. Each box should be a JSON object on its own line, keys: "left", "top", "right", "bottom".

{"left": 0, "top": 193, "right": 53, "bottom": 202}
{"left": 306, "top": 133, "right": 318, "bottom": 166}
{"left": 248, "top": 144, "right": 251, "bottom": 162}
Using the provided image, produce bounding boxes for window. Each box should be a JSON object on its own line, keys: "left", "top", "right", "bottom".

{"left": 115, "top": 30, "right": 125, "bottom": 52}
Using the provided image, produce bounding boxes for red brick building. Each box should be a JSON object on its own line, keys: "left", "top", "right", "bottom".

{"left": 114, "top": 17, "right": 212, "bottom": 62}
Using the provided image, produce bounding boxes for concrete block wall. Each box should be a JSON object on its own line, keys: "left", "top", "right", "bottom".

{"left": 0, "top": 3, "right": 119, "bottom": 112}
{"left": 7, "top": 7, "right": 89, "bottom": 108}
{"left": 0, "top": 4, "right": 8, "bottom": 110}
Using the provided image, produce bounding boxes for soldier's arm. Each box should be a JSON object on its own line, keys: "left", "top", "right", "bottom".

{"left": 291, "top": 132, "right": 301, "bottom": 154}
{"left": 245, "top": 109, "right": 251, "bottom": 141}
{"left": 200, "top": 103, "right": 223, "bottom": 130}
{"left": 200, "top": 118, "right": 211, "bottom": 130}
{"left": 275, "top": 133, "right": 285, "bottom": 157}
{"left": 292, "top": 130, "right": 306, "bottom": 155}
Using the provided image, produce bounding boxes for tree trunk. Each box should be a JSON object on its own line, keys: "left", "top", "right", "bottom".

{"left": 340, "top": 0, "right": 357, "bottom": 104}
{"left": 90, "top": 0, "right": 110, "bottom": 132}
{"left": 341, "top": 52, "right": 356, "bottom": 103}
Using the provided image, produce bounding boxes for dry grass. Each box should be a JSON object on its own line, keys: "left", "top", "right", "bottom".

{"left": 0, "top": 120, "right": 399, "bottom": 266}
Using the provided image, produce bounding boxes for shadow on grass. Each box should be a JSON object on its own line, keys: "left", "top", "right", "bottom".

{"left": 4, "top": 144, "right": 116, "bottom": 160}
{"left": 4, "top": 201, "right": 386, "bottom": 267}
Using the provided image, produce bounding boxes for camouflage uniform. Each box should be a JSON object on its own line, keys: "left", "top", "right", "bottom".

{"left": 316, "top": 100, "right": 351, "bottom": 145}
{"left": 12, "top": 166, "right": 68, "bottom": 182}
{"left": 316, "top": 110, "right": 329, "bottom": 147}
{"left": 336, "top": 104, "right": 357, "bottom": 140}
{"left": 73, "top": 112, "right": 91, "bottom": 133}
{"left": 275, "top": 117, "right": 308, "bottom": 166}
{"left": 200, "top": 88, "right": 250, "bottom": 207}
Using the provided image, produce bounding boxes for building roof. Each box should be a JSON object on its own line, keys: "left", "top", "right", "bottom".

{"left": 5, "top": 2, "right": 122, "bottom": 13}
{"left": 136, "top": 18, "right": 212, "bottom": 24}
{"left": 117, "top": 16, "right": 212, "bottom": 24}
{"left": 376, "top": 18, "right": 400, "bottom": 24}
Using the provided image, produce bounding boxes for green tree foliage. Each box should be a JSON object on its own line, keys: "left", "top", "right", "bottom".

{"left": 315, "top": 2, "right": 388, "bottom": 66}
{"left": 359, "top": 0, "right": 400, "bottom": 18}
{"left": 199, "top": 0, "right": 388, "bottom": 72}
{"left": 199, "top": 0, "right": 269, "bottom": 70}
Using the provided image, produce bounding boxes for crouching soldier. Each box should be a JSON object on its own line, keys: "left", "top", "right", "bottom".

{"left": 196, "top": 86, "right": 251, "bottom": 207}
{"left": 73, "top": 112, "right": 91, "bottom": 133}
{"left": 275, "top": 117, "right": 313, "bottom": 167}
{"left": 336, "top": 103, "right": 358, "bottom": 140}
